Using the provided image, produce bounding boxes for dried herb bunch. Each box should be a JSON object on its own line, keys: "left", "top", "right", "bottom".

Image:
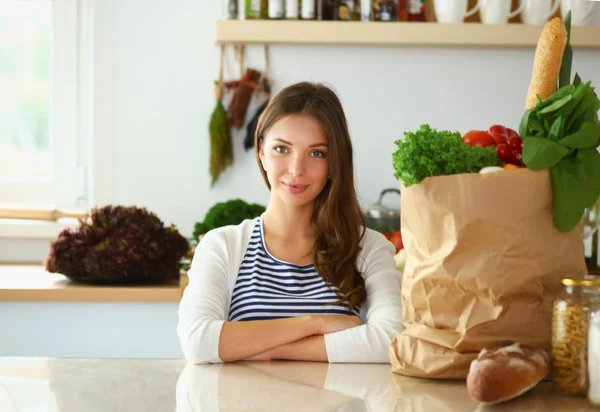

{"left": 44, "top": 205, "right": 190, "bottom": 284}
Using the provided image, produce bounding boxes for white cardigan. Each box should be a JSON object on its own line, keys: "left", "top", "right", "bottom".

{"left": 177, "top": 217, "right": 404, "bottom": 364}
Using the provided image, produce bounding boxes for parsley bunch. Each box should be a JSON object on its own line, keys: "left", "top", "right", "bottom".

{"left": 392, "top": 124, "right": 502, "bottom": 187}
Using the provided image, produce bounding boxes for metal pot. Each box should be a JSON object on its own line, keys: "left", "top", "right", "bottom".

{"left": 362, "top": 188, "right": 401, "bottom": 233}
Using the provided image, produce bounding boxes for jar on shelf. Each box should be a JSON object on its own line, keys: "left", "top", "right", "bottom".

{"left": 285, "top": 0, "right": 299, "bottom": 19}
{"left": 401, "top": 0, "right": 426, "bottom": 21}
{"left": 552, "top": 277, "right": 600, "bottom": 396}
{"left": 227, "top": 0, "right": 238, "bottom": 19}
{"left": 269, "top": 0, "right": 285, "bottom": 19}
{"left": 589, "top": 291, "right": 600, "bottom": 406}
{"left": 246, "top": 0, "right": 268, "bottom": 19}
{"left": 374, "top": 0, "right": 398, "bottom": 21}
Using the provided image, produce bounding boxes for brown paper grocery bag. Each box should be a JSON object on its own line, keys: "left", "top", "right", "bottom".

{"left": 389, "top": 168, "right": 587, "bottom": 380}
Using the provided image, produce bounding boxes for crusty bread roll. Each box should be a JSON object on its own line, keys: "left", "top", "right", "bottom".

{"left": 525, "top": 17, "right": 567, "bottom": 110}
{"left": 466, "top": 343, "right": 549, "bottom": 404}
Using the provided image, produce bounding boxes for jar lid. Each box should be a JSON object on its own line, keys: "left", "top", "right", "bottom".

{"left": 561, "top": 277, "right": 600, "bottom": 287}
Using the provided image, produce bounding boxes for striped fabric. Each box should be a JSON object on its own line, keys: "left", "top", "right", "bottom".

{"left": 228, "top": 217, "right": 361, "bottom": 322}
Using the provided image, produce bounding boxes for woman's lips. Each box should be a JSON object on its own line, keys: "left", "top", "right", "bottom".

{"left": 283, "top": 182, "right": 308, "bottom": 194}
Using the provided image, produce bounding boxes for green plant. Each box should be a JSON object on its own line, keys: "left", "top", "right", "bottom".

{"left": 192, "top": 198, "right": 266, "bottom": 240}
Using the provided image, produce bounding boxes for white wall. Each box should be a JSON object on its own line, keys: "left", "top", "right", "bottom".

{"left": 93, "top": 0, "right": 600, "bottom": 239}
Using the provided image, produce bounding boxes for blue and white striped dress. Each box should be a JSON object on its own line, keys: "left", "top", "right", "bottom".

{"left": 228, "top": 217, "right": 361, "bottom": 322}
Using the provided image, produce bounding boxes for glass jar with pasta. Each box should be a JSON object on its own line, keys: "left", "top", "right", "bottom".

{"left": 551, "top": 277, "right": 600, "bottom": 396}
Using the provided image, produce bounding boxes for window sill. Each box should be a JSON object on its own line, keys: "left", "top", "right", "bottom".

{"left": 0, "top": 265, "right": 188, "bottom": 302}
{"left": 0, "top": 219, "right": 78, "bottom": 240}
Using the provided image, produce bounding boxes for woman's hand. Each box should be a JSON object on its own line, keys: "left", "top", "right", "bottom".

{"left": 315, "top": 315, "right": 363, "bottom": 335}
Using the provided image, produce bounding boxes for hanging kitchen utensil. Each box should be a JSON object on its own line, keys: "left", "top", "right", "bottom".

{"left": 362, "top": 188, "right": 401, "bottom": 233}
{"left": 226, "top": 45, "right": 262, "bottom": 129}
{"left": 209, "top": 44, "right": 234, "bottom": 188}
{"left": 244, "top": 45, "right": 272, "bottom": 151}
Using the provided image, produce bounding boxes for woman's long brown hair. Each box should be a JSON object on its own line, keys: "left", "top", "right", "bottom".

{"left": 254, "top": 82, "right": 367, "bottom": 312}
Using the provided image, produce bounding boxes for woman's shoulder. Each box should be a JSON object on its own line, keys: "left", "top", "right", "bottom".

{"left": 359, "top": 227, "right": 394, "bottom": 251}
{"left": 356, "top": 227, "right": 397, "bottom": 270}
{"left": 205, "top": 216, "right": 259, "bottom": 237}
{"left": 201, "top": 216, "right": 260, "bottom": 249}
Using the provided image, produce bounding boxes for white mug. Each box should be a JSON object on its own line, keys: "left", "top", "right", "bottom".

{"left": 480, "top": 0, "right": 525, "bottom": 23}
{"left": 434, "top": 0, "right": 481, "bottom": 23}
{"left": 521, "top": 0, "right": 560, "bottom": 24}
{"left": 561, "top": 0, "right": 596, "bottom": 25}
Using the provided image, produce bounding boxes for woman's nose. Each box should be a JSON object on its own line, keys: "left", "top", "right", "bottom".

{"left": 289, "top": 155, "right": 306, "bottom": 176}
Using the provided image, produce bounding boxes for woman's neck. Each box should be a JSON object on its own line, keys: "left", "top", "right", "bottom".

{"left": 262, "top": 200, "right": 315, "bottom": 240}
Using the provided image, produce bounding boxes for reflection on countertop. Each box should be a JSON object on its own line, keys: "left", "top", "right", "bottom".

{"left": 0, "top": 357, "right": 598, "bottom": 411}
{"left": 176, "top": 362, "right": 391, "bottom": 411}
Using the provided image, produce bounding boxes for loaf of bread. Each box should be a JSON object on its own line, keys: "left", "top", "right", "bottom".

{"left": 525, "top": 17, "right": 567, "bottom": 109}
{"left": 466, "top": 343, "right": 549, "bottom": 404}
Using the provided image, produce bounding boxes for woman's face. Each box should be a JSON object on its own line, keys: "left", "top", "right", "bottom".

{"left": 259, "top": 114, "right": 329, "bottom": 208}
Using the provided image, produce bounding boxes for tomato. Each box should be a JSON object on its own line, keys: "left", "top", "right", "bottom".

{"left": 390, "top": 231, "right": 403, "bottom": 253}
{"left": 488, "top": 125, "right": 508, "bottom": 146}
{"left": 462, "top": 130, "right": 497, "bottom": 148}
{"left": 506, "top": 128, "right": 520, "bottom": 139}
{"left": 381, "top": 231, "right": 392, "bottom": 241}
{"left": 509, "top": 150, "right": 522, "bottom": 167}
{"left": 508, "top": 136, "right": 523, "bottom": 151}
{"left": 495, "top": 143, "right": 511, "bottom": 162}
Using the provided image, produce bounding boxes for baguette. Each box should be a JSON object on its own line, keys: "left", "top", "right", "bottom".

{"left": 525, "top": 17, "right": 567, "bottom": 110}
{"left": 466, "top": 343, "right": 549, "bottom": 404}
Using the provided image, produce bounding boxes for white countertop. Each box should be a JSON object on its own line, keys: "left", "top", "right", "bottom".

{"left": 0, "top": 357, "right": 598, "bottom": 411}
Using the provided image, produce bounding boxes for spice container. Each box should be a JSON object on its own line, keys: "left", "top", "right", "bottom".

{"left": 589, "top": 292, "right": 600, "bottom": 406}
{"left": 246, "top": 0, "right": 267, "bottom": 19}
{"left": 405, "top": 0, "right": 426, "bottom": 21}
{"left": 551, "top": 277, "right": 600, "bottom": 396}
{"left": 269, "top": 0, "right": 285, "bottom": 19}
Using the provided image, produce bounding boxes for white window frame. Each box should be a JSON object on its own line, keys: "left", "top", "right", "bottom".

{"left": 1, "top": 0, "right": 84, "bottom": 206}
{"left": 0, "top": 0, "right": 116, "bottom": 259}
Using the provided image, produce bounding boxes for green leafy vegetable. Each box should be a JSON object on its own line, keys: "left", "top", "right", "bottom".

{"left": 392, "top": 124, "right": 502, "bottom": 187}
{"left": 44, "top": 205, "right": 190, "bottom": 284}
{"left": 559, "top": 11, "right": 572, "bottom": 89}
{"left": 522, "top": 136, "right": 569, "bottom": 170}
{"left": 519, "top": 12, "right": 600, "bottom": 232}
{"left": 193, "top": 198, "right": 266, "bottom": 240}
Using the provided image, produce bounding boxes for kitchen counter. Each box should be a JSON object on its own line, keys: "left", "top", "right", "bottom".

{"left": 1, "top": 357, "right": 598, "bottom": 411}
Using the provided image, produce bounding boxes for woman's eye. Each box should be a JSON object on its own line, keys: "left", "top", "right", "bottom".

{"left": 274, "top": 145, "right": 288, "bottom": 154}
{"left": 312, "top": 150, "right": 326, "bottom": 158}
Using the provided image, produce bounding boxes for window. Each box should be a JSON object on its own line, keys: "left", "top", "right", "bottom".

{"left": 0, "top": 0, "right": 87, "bottom": 209}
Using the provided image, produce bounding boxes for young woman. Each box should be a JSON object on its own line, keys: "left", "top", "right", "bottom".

{"left": 177, "top": 82, "right": 403, "bottom": 364}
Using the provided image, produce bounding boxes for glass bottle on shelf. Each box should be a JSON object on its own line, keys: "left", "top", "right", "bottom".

{"left": 337, "top": 1, "right": 360, "bottom": 21}
{"left": 374, "top": 0, "right": 398, "bottom": 21}
{"left": 406, "top": 0, "right": 426, "bottom": 21}
{"left": 300, "top": 0, "right": 316, "bottom": 20}
{"left": 317, "top": 0, "right": 338, "bottom": 20}
{"left": 286, "top": 0, "right": 299, "bottom": 18}
{"left": 246, "top": 0, "right": 268, "bottom": 19}
{"left": 552, "top": 277, "right": 600, "bottom": 396}
{"left": 360, "top": 0, "right": 373, "bottom": 20}
{"left": 227, "top": 0, "right": 239, "bottom": 19}
{"left": 397, "top": 0, "right": 408, "bottom": 21}
{"left": 269, "top": 0, "right": 285, "bottom": 18}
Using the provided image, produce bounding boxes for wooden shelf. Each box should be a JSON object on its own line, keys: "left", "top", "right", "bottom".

{"left": 215, "top": 20, "right": 600, "bottom": 49}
